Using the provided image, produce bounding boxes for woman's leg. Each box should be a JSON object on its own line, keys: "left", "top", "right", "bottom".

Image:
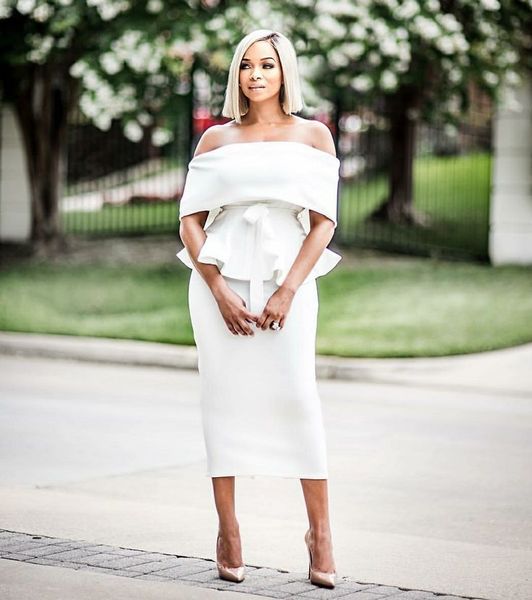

{"left": 212, "top": 476, "right": 243, "bottom": 567}
{"left": 300, "top": 478, "right": 336, "bottom": 572}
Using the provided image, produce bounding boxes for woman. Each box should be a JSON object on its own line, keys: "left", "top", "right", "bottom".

{"left": 177, "top": 29, "right": 340, "bottom": 589}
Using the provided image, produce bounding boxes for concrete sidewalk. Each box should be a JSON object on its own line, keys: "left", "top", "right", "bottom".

{"left": 1, "top": 330, "right": 532, "bottom": 393}
{"left": 1, "top": 334, "right": 531, "bottom": 600}
{"left": 1, "top": 556, "right": 255, "bottom": 600}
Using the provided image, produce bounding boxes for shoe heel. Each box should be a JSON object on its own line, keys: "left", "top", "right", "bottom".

{"left": 216, "top": 533, "right": 246, "bottom": 583}
{"left": 304, "top": 528, "right": 336, "bottom": 589}
{"left": 305, "top": 529, "right": 312, "bottom": 580}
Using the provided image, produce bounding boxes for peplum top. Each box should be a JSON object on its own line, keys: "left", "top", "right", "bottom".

{"left": 176, "top": 141, "right": 342, "bottom": 312}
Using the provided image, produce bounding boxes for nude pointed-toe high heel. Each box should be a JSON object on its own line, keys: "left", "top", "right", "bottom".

{"left": 216, "top": 533, "right": 246, "bottom": 583}
{"left": 304, "top": 528, "right": 336, "bottom": 588}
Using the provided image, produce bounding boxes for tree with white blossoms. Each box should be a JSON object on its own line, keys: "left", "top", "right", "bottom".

{"left": 2, "top": 1, "right": 531, "bottom": 248}
{"left": 271, "top": 0, "right": 532, "bottom": 226}
{"left": 0, "top": 0, "right": 219, "bottom": 252}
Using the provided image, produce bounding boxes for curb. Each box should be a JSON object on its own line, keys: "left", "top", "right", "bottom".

{"left": 2, "top": 331, "right": 531, "bottom": 388}
{"left": 0, "top": 528, "right": 488, "bottom": 600}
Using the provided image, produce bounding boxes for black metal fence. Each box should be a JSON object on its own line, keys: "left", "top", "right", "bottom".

{"left": 62, "top": 101, "right": 492, "bottom": 261}
{"left": 61, "top": 106, "right": 190, "bottom": 237}
{"left": 335, "top": 102, "right": 492, "bottom": 261}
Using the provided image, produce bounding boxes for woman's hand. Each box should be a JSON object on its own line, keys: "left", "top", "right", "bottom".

{"left": 212, "top": 283, "right": 258, "bottom": 336}
{"left": 256, "top": 286, "right": 295, "bottom": 331}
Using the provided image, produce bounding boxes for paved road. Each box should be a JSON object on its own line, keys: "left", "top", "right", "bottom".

{"left": 1, "top": 353, "right": 531, "bottom": 599}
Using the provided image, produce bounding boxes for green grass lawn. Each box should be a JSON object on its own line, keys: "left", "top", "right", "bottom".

{"left": 62, "top": 201, "right": 179, "bottom": 235}
{"left": 338, "top": 152, "right": 491, "bottom": 259}
{"left": 1, "top": 257, "right": 531, "bottom": 357}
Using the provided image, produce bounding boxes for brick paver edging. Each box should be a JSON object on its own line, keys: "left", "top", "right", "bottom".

{"left": 0, "top": 529, "right": 488, "bottom": 600}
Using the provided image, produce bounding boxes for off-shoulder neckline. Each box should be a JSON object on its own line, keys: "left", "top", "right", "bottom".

{"left": 190, "top": 140, "right": 339, "bottom": 162}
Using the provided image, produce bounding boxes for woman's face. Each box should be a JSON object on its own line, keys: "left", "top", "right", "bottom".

{"left": 239, "top": 40, "right": 283, "bottom": 104}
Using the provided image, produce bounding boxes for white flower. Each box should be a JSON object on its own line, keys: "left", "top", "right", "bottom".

{"left": 124, "top": 120, "right": 143, "bottom": 142}
{"left": 503, "top": 49, "right": 519, "bottom": 65}
{"left": 147, "top": 0, "right": 163, "bottom": 13}
{"left": 137, "top": 112, "right": 153, "bottom": 126}
{"left": 329, "top": 49, "right": 349, "bottom": 68}
{"left": 380, "top": 70, "right": 398, "bottom": 91}
{"left": 94, "top": 113, "right": 112, "bottom": 131}
{"left": 395, "top": 60, "right": 410, "bottom": 73}
{"left": 480, "top": 0, "right": 500, "bottom": 10}
{"left": 351, "top": 74, "right": 373, "bottom": 92}
{"left": 478, "top": 21, "right": 494, "bottom": 37}
{"left": 315, "top": 14, "right": 347, "bottom": 39}
{"left": 397, "top": 41, "right": 411, "bottom": 62}
{"left": 96, "top": 0, "right": 130, "bottom": 21}
{"left": 100, "top": 52, "right": 122, "bottom": 75}
{"left": 368, "top": 51, "right": 381, "bottom": 66}
{"left": 32, "top": 2, "right": 53, "bottom": 22}
{"left": 80, "top": 94, "right": 99, "bottom": 119}
{"left": 17, "top": 0, "right": 35, "bottom": 14}
{"left": 27, "top": 34, "right": 54, "bottom": 63}
{"left": 504, "top": 70, "right": 521, "bottom": 86}
{"left": 394, "top": 0, "right": 419, "bottom": 20}
{"left": 83, "top": 70, "right": 101, "bottom": 90}
{"left": 438, "top": 13, "right": 462, "bottom": 34}
{"left": 350, "top": 23, "right": 366, "bottom": 40}
{"left": 483, "top": 71, "right": 499, "bottom": 87}
{"left": 413, "top": 16, "right": 440, "bottom": 41}
{"left": 0, "top": 2, "right": 13, "bottom": 19}
{"left": 372, "top": 19, "right": 389, "bottom": 39}
{"left": 395, "top": 28, "right": 409, "bottom": 40}
{"left": 146, "top": 54, "right": 162, "bottom": 74}
{"left": 448, "top": 68, "right": 462, "bottom": 83}
{"left": 436, "top": 36, "right": 455, "bottom": 55}
{"left": 70, "top": 60, "right": 87, "bottom": 78}
{"left": 317, "top": 0, "right": 359, "bottom": 16}
{"left": 206, "top": 15, "right": 225, "bottom": 31}
{"left": 341, "top": 42, "right": 365, "bottom": 59}
{"left": 95, "top": 83, "right": 114, "bottom": 104}
{"left": 448, "top": 96, "right": 461, "bottom": 114}
{"left": 151, "top": 127, "right": 173, "bottom": 146}
{"left": 380, "top": 37, "right": 399, "bottom": 57}
{"left": 452, "top": 33, "right": 469, "bottom": 53}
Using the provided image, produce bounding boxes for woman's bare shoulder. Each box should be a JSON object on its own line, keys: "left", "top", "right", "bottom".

{"left": 304, "top": 119, "right": 337, "bottom": 158}
{"left": 192, "top": 125, "right": 228, "bottom": 158}
{"left": 194, "top": 121, "right": 250, "bottom": 157}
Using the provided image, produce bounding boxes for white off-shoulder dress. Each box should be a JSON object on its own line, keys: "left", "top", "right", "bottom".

{"left": 177, "top": 141, "right": 341, "bottom": 479}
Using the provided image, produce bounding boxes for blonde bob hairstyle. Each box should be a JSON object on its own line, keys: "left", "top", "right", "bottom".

{"left": 221, "top": 29, "right": 304, "bottom": 123}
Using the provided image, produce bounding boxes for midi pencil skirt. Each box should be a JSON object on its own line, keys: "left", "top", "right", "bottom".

{"left": 188, "top": 268, "right": 329, "bottom": 479}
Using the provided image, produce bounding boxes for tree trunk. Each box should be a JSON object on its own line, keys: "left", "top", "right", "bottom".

{"left": 12, "top": 64, "right": 77, "bottom": 256}
{"left": 186, "top": 57, "right": 197, "bottom": 164}
{"left": 331, "top": 92, "right": 343, "bottom": 156}
{"left": 368, "top": 86, "right": 431, "bottom": 227}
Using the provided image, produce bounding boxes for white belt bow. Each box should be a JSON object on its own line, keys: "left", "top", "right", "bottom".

{"left": 243, "top": 203, "right": 273, "bottom": 314}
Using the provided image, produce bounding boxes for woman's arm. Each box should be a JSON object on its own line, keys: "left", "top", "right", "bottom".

{"left": 279, "top": 211, "right": 336, "bottom": 295}
{"left": 179, "top": 127, "right": 258, "bottom": 336}
{"left": 255, "top": 122, "right": 338, "bottom": 330}
{"left": 281, "top": 121, "right": 338, "bottom": 294}
{"left": 179, "top": 126, "right": 228, "bottom": 296}
{"left": 179, "top": 211, "right": 227, "bottom": 297}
